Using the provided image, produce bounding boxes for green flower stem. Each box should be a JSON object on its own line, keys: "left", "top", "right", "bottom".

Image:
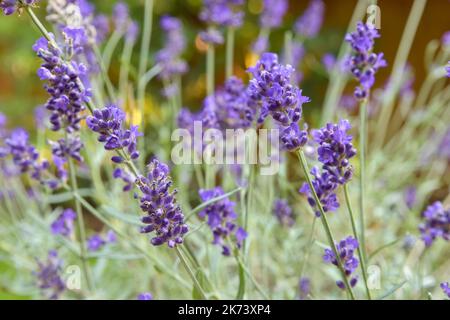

{"left": 297, "top": 150, "right": 356, "bottom": 299}
{"left": 233, "top": 249, "right": 269, "bottom": 300}
{"left": 118, "top": 38, "right": 135, "bottom": 107}
{"left": 137, "top": 0, "right": 154, "bottom": 171}
{"left": 299, "top": 217, "right": 317, "bottom": 280}
{"left": 93, "top": 44, "right": 117, "bottom": 103}
{"left": 344, "top": 184, "right": 372, "bottom": 300}
{"left": 67, "top": 155, "right": 93, "bottom": 292}
{"left": 72, "top": 192, "right": 191, "bottom": 289}
{"left": 358, "top": 98, "right": 367, "bottom": 264}
{"left": 175, "top": 247, "right": 208, "bottom": 300}
{"left": 206, "top": 44, "right": 215, "bottom": 97}
{"left": 225, "top": 27, "right": 235, "bottom": 79}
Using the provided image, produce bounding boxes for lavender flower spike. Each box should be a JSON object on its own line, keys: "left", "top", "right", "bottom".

{"left": 51, "top": 208, "right": 77, "bottom": 237}
{"left": 441, "top": 282, "right": 450, "bottom": 298}
{"left": 273, "top": 199, "right": 295, "bottom": 227}
{"left": 260, "top": 0, "right": 288, "bottom": 29}
{"left": 199, "top": 0, "right": 245, "bottom": 28}
{"left": 294, "top": 0, "right": 325, "bottom": 38}
{"left": 34, "top": 250, "right": 65, "bottom": 300}
{"left": 345, "top": 22, "right": 387, "bottom": 100}
{"left": 419, "top": 201, "right": 450, "bottom": 247}
{"left": 198, "top": 187, "right": 247, "bottom": 256}
{"left": 311, "top": 119, "right": 357, "bottom": 185}
{"left": 323, "top": 236, "right": 359, "bottom": 290}
{"left": 138, "top": 159, "right": 188, "bottom": 248}
{"left": 247, "top": 52, "right": 310, "bottom": 151}
{"left": 86, "top": 105, "right": 141, "bottom": 163}
{"left": 1, "top": 0, "right": 40, "bottom": 16}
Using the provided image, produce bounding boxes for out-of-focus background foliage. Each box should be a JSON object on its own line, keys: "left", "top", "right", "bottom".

{"left": 0, "top": 0, "right": 449, "bottom": 129}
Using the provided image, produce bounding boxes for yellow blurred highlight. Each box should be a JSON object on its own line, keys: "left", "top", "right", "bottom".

{"left": 245, "top": 52, "right": 259, "bottom": 69}
{"left": 195, "top": 34, "right": 209, "bottom": 52}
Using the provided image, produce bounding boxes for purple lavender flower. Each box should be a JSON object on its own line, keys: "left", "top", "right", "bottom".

{"left": 86, "top": 105, "right": 141, "bottom": 163}
{"left": 338, "top": 95, "right": 357, "bottom": 112}
{"left": 294, "top": 0, "right": 324, "bottom": 38}
{"left": 273, "top": 199, "right": 295, "bottom": 227}
{"left": 0, "top": 0, "right": 39, "bottom": 15}
{"left": 4, "top": 128, "right": 50, "bottom": 183}
{"left": 113, "top": 167, "right": 134, "bottom": 192}
{"left": 92, "top": 14, "right": 110, "bottom": 43}
{"left": 137, "top": 292, "right": 153, "bottom": 300}
{"left": 260, "top": 0, "right": 288, "bottom": 29}
{"left": 34, "top": 250, "right": 65, "bottom": 300}
{"left": 138, "top": 159, "right": 188, "bottom": 248}
{"left": 34, "top": 105, "right": 48, "bottom": 130}
{"left": 113, "top": 1, "right": 129, "bottom": 30}
{"left": 106, "top": 230, "right": 117, "bottom": 243}
{"left": 199, "top": 29, "right": 224, "bottom": 45}
{"left": 345, "top": 22, "right": 387, "bottom": 100}
{"left": 322, "top": 53, "right": 336, "bottom": 72}
{"left": 155, "top": 16, "right": 188, "bottom": 82}
{"left": 300, "top": 166, "right": 339, "bottom": 217}
{"left": 33, "top": 28, "right": 91, "bottom": 133}
{"left": 323, "top": 236, "right": 359, "bottom": 290}
{"left": 199, "top": 0, "right": 244, "bottom": 28}
{"left": 446, "top": 61, "right": 450, "bottom": 78}
{"left": 247, "top": 52, "right": 310, "bottom": 151}
{"left": 87, "top": 234, "right": 105, "bottom": 251}
{"left": 51, "top": 208, "right": 76, "bottom": 237}
{"left": 252, "top": 34, "right": 268, "bottom": 54}
{"left": 211, "top": 76, "right": 255, "bottom": 130}
{"left": 311, "top": 119, "right": 356, "bottom": 185}
{"left": 419, "top": 201, "right": 449, "bottom": 247}
{"left": 49, "top": 135, "right": 84, "bottom": 162}
{"left": 441, "top": 282, "right": 450, "bottom": 298}
{"left": 299, "top": 277, "right": 311, "bottom": 300}
{"left": 125, "top": 20, "right": 139, "bottom": 43}
{"left": 404, "top": 186, "right": 416, "bottom": 210}
{"left": 198, "top": 187, "right": 247, "bottom": 256}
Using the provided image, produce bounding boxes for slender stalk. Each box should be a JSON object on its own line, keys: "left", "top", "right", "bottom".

{"left": 137, "top": 0, "right": 154, "bottom": 171}
{"left": 175, "top": 247, "right": 208, "bottom": 300}
{"left": 297, "top": 150, "right": 356, "bottom": 299}
{"left": 233, "top": 250, "right": 269, "bottom": 299}
{"left": 67, "top": 156, "right": 93, "bottom": 292}
{"left": 299, "top": 217, "right": 317, "bottom": 279}
{"left": 359, "top": 98, "right": 367, "bottom": 264}
{"left": 93, "top": 44, "right": 117, "bottom": 103}
{"left": 118, "top": 39, "right": 135, "bottom": 107}
{"left": 206, "top": 44, "right": 215, "bottom": 96}
{"left": 225, "top": 27, "right": 235, "bottom": 79}
{"left": 344, "top": 184, "right": 372, "bottom": 300}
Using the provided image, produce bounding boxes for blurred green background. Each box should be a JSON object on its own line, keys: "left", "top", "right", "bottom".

{"left": 0, "top": 0, "right": 449, "bottom": 129}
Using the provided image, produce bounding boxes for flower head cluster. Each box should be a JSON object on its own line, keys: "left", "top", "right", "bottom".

{"left": 0, "top": 0, "right": 39, "bottom": 15}
{"left": 199, "top": 0, "right": 244, "bottom": 28}
{"left": 311, "top": 119, "right": 356, "bottom": 185}
{"left": 34, "top": 250, "right": 65, "bottom": 300}
{"left": 247, "top": 52, "right": 310, "bottom": 151}
{"left": 260, "top": 0, "right": 287, "bottom": 29}
{"left": 419, "top": 201, "right": 449, "bottom": 247}
{"left": 198, "top": 187, "right": 247, "bottom": 256}
{"left": 345, "top": 22, "right": 387, "bottom": 99}
{"left": 33, "top": 28, "right": 91, "bottom": 132}
{"left": 155, "top": 16, "right": 187, "bottom": 82}
{"left": 273, "top": 198, "right": 295, "bottom": 227}
{"left": 3, "top": 129, "right": 49, "bottom": 181}
{"left": 51, "top": 208, "right": 76, "bottom": 237}
{"left": 87, "top": 230, "right": 116, "bottom": 251}
{"left": 138, "top": 159, "right": 188, "bottom": 248}
{"left": 49, "top": 135, "right": 84, "bottom": 162}
{"left": 137, "top": 292, "right": 153, "bottom": 300}
{"left": 323, "top": 236, "right": 359, "bottom": 290}
{"left": 210, "top": 76, "right": 255, "bottom": 130}
{"left": 86, "top": 105, "right": 141, "bottom": 163}
{"left": 299, "top": 277, "right": 311, "bottom": 300}
{"left": 441, "top": 282, "right": 450, "bottom": 298}
{"left": 300, "top": 166, "right": 339, "bottom": 217}
{"left": 294, "top": 0, "right": 324, "bottom": 38}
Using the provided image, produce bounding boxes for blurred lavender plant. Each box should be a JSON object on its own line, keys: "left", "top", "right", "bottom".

{"left": 33, "top": 250, "right": 65, "bottom": 300}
